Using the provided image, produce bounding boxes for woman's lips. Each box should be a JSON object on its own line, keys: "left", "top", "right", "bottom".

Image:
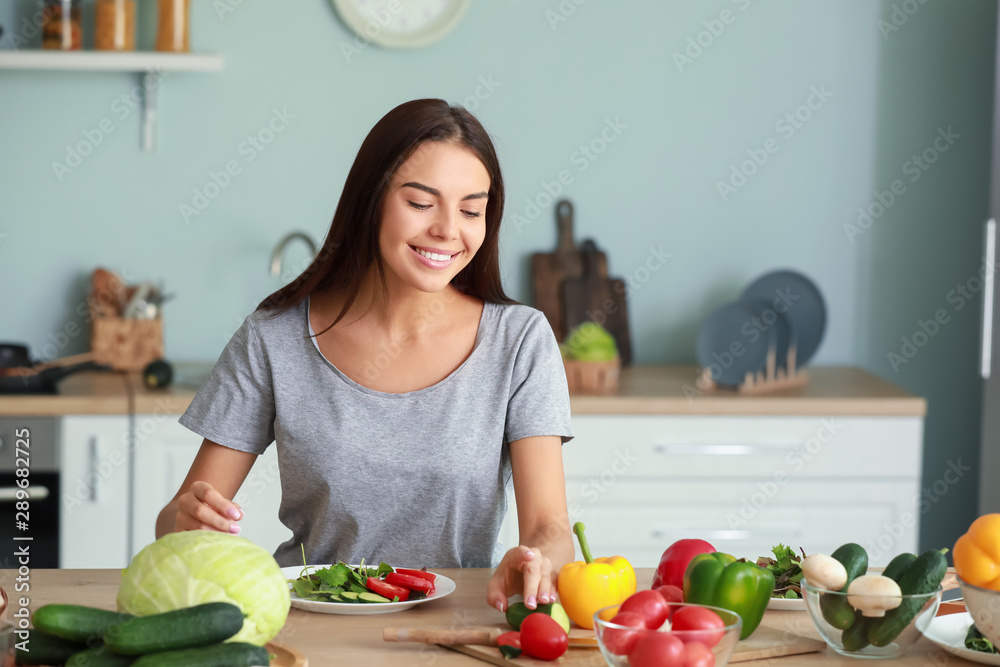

{"left": 409, "top": 245, "right": 459, "bottom": 269}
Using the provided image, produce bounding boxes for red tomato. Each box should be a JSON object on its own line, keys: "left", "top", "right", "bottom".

{"left": 620, "top": 589, "right": 670, "bottom": 629}
{"left": 365, "top": 577, "right": 409, "bottom": 602}
{"left": 671, "top": 607, "right": 725, "bottom": 647}
{"left": 497, "top": 631, "right": 521, "bottom": 649}
{"left": 654, "top": 584, "right": 684, "bottom": 604}
{"left": 393, "top": 568, "right": 438, "bottom": 584}
{"left": 682, "top": 641, "right": 716, "bottom": 667}
{"left": 602, "top": 611, "right": 646, "bottom": 656}
{"left": 628, "top": 631, "right": 685, "bottom": 667}
{"left": 384, "top": 572, "right": 435, "bottom": 594}
{"left": 520, "top": 613, "right": 568, "bottom": 661}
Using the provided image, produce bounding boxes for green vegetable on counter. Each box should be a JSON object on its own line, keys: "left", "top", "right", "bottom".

{"left": 755, "top": 544, "right": 806, "bottom": 599}
{"left": 683, "top": 552, "right": 776, "bottom": 640}
{"left": 116, "top": 531, "right": 291, "bottom": 647}
{"left": 560, "top": 323, "right": 618, "bottom": 362}
{"left": 291, "top": 559, "right": 397, "bottom": 603}
{"left": 966, "top": 623, "right": 999, "bottom": 654}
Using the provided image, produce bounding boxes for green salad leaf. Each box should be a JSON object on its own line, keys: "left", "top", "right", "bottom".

{"left": 755, "top": 544, "right": 806, "bottom": 599}
{"left": 966, "top": 623, "right": 999, "bottom": 654}
{"left": 289, "top": 546, "right": 399, "bottom": 603}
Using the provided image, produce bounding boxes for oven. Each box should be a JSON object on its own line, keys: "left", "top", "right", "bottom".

{"left": 0, "top": 418, "right": 60, "bottom": 568}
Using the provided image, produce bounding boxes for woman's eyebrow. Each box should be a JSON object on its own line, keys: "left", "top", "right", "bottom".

{"left": 401, "top": 181, "right": 488, "bottom": 201}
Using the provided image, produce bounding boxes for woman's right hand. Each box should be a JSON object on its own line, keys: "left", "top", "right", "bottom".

{"left": 174, "top": 481, "right": 243, "bottom": 534}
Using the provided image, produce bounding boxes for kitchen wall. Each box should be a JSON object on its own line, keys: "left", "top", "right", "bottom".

{"left": 1, "top": 1, "right": 996, "bottom": 554}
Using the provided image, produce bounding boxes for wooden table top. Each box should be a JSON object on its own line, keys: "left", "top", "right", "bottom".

{"left": 5, "top": 567, "right": 956, "bottom": 666}
{"left": 0, "top": 366, "right": 926, "bottom": 417}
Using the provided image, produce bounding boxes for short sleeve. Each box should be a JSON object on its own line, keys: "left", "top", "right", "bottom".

{"left": 177, "top": 314, "right": 275, "bottom": 455}
{"left": 504, "top": 312, "right": 574, "bottom": 445}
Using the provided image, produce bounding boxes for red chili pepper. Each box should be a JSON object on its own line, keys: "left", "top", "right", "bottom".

{"left": 394, "top": 568, "right": 438, "bottom": 584}
{"left": 366, "top": 577, "right": 409, "bottom": 602}
{"left": 385, "top": 572, "right": 435, "bottom": 595}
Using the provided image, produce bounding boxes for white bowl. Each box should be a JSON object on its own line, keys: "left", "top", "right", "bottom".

{"left": 959, "top": 578, "right": 1000, "bottom": 647}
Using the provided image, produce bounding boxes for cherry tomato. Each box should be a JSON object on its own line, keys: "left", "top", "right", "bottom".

{"left": 620, "top": 589, "right": 671, "bottom": 629}
{"left": 520, "top": 613, "right": 568, "bottom": 661}
{"left": 497, "top": 631, "right": 521, "bottom": 649}
{"left": 654, "top": 584, "right": 684, "bottom": 604}
{"left": 682, "top": 641, "right": 716, "bottom": 667}
{"left": 628, "top": 631, "right": 685, "bottom": 667}
{"left": 602, "top": 611, "right": 646, "bottom": 656}
{"left": 671, "top": 606, "right": 725, "bottom": 647}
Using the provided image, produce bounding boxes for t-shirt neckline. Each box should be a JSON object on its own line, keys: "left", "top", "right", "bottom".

{"left": 304, "top": 294, "right": 493, "bottom": 399}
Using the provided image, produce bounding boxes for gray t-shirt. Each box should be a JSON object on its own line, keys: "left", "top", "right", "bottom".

{"left": 178, "top": 295, "right": 573, "bottom": 568}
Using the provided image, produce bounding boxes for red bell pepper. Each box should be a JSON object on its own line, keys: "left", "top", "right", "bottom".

{"left": 385, "top": 572, "right": 435, "bottom": 595}
{"left": 366, "top": 577, "right": 409, "bottom": 601}
{"left": 394, "top": 568, "right": 438, "bottom": 585}
{"left": 651, "top": 539, "right": 716, "bottom": 589}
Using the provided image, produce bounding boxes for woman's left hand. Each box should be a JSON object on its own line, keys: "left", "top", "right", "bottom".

{"left": 487, "top": 545, "right": 558, "bottom": 613}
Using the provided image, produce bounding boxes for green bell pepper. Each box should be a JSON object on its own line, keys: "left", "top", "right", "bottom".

{"left": 683, "top": 552, "right": 775, "bottom": 640}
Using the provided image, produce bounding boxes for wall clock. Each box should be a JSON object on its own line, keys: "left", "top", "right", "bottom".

{"left": 332, "top": 0, "right": 472, "bottom": 49}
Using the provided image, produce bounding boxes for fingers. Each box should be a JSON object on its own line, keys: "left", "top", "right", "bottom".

{"left": 177, "top": 482, "right": 242, "bottom": 534}
{"left": 519, "top": 546, "right": 542, "bottom": 609}
{"left": 486, "top": 569, "right": 509, "bottom": 613}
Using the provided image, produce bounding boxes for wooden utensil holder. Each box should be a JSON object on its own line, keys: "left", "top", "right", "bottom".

{"left": 563, "top": 357, "right": 620, "bottom": 395}
{"left": 90, "top": 311, "right": 164, "bottom": 371}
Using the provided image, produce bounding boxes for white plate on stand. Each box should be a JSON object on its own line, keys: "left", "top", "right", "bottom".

{"left": 281, "top": 565, "right": 456, "bottom": 615}
{"left": 922, "top": 612, "right": 1000, "bottom": 666}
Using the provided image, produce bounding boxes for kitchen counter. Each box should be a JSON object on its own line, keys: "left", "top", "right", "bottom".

{"left": 0, "top": 365, "right": 926, "bottom": 417}
{"left": 10, "top": 567, "right": 952, "bottom": 666}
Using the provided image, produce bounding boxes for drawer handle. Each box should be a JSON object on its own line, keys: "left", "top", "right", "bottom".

{"left": 651, "top": 529, "right": 802, "bottom": 541}
{"left": 653, "top": 444, "right": 777, "bottom": 456}
{"left": 0, "top": 485, "right": 50, "bottom": 502}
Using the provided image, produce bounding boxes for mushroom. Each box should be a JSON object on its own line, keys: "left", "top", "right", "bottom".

{"left": 847, "top": 575, "right": 903, "bottom": 617}
{"left": 801, "top": 554, "right": 849, "bottom": 591}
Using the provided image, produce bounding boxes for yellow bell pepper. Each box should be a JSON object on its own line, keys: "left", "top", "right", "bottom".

{"left": 955, "top": 513, "right": 1000, "bottom": 590}
{"left": 556, "top": 522, "right": 637, "bottom": 629}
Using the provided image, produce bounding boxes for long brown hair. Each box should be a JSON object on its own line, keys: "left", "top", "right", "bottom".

{"left": 256, "top": 99, "right": 515, "bottom": 334}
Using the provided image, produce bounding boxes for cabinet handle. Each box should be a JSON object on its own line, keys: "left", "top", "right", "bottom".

{"left": 653, "top": 444, "right": 778, "bottom": 456}
{"left": 982, "top": 218, "right": 996, "bottom": 380}
{"left": 88, "top": 436, "right": 102, "bottom": 503}
{"left": 651, "top": 529, "right": 802, "bottom": 541}
{"left": 0, "top": 485, "right": 50, "bottom": 502}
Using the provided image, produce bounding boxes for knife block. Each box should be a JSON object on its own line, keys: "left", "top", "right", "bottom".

{"left": 89, "top": 310, "right": 164, "bottom": 371}
{"left": 563, "top": 357, "right": 620, "bottom": 395}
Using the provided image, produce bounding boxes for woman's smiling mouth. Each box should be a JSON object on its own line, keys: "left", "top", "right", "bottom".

{"left": 409, "top": 245, "right": 460, "bottom": 268}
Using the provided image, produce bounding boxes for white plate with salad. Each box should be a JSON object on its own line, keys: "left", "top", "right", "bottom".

{"left": 758, "top": 544, "right": 806, "bottom": 611}
{"left": 922, "top": 612, "right": 1000, "bottom": 666}
{"left": 281, "top": 561, "right": 456, "bottom": 615}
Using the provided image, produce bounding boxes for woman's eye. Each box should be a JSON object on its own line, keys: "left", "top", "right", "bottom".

{"left": 462, "top": 210, "right": 482, "bottom": 219}
{"left": 407, "top": 201, "right": 431, "bottom": 211}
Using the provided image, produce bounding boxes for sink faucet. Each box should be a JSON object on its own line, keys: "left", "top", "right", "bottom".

{"left": 270, "top": 232, "right": 318, "bottom": 277}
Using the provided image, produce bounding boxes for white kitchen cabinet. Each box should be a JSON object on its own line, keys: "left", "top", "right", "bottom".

{"left": 499, "top": 415, "right": 924, "bottom": 568}
{"left": 60, "top": 415, "right": 132, "bottom": 569}
{"left": 131, "top": 415, "right": 291, "bottom": 559}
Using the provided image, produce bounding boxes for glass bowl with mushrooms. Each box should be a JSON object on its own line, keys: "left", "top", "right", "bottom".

{"left": 801, "top": 568, "right": 942, "bottom": 659}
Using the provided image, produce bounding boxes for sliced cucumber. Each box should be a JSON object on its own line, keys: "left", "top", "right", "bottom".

{"left": 358, "top": 592, "right": 391, "bottom": 603}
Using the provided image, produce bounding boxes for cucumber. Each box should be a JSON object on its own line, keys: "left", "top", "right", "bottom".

{"left": 821, "top": 543, "right": 869, "bottom": 630}
{"left": 67, "top": 647, "right": 138, "bottom": 666}
{"left": 15, "top": 629, "right": 88, "bottom": 665}
{"left": 505, "top": 602, "right": 571, "bottom": 634}
{"left": 340, "top": 591, "right": 360, "bottom": 602}
{"left": 34, "top": 604, "right": 136, "bottom": 644}
{"left": 867, "top": 548, "right": 948, "bottom": 647}
{"left": 882, "top": 553, "right": 917, "bottom": 582}
{"left": 103, "top": 602, "right": 244, "bottom": 656}
{"left": 358, "top": 592, "right": 391, "bottom": 603}
{"left": 131, "top": 642, "right": 269, "bottom": 667}
{"left": 841, "top": 610, "right": 871, "bottom": 652}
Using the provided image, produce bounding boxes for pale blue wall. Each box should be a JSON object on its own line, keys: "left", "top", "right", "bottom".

{"left": 1, "top": 1, "right": 996, "bottom": 553}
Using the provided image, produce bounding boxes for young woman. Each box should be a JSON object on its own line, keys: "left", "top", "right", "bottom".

{"left": 156, "top": 99, "right": 575, "bottom": 612}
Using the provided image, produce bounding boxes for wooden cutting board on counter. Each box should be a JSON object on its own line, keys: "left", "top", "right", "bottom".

{"left": 442, "top": 622, "right": 825, "bottom": 666}
{"left": 530, "top": 200, "right": 607, "bottom": 343}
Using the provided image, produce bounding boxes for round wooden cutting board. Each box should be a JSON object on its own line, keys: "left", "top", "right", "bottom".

{"left": 268, "top": 641, "right": 308, "bottom": 667}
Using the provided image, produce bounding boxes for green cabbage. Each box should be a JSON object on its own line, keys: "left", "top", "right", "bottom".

{"left": 562, "top": 322, "right": 618, "bottom": 362}
{"left": 116, "top": 531, "right": 290, "bottom": 646}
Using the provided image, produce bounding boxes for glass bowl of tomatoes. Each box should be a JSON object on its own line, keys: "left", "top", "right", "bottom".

{"left": 593, "top": 601, "right": 742, "bottom": 667}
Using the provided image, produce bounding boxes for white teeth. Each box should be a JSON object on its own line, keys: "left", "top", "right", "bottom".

{"left": 415, "top": 248, "right": 454, "bottom": 262}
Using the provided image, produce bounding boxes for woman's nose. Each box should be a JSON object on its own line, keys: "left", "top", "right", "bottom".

{"left": 429, "top": 209, "right": 460, "bottom": 239}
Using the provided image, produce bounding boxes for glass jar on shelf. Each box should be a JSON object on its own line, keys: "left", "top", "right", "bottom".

{"left": 41, "top": 0, "right": 82, "bottom": 50}
{"left": 94, "top": 0, "right": 136, "bottom": 51}
{"left": 155, "top": 0, "right": 190, "bottom": 52}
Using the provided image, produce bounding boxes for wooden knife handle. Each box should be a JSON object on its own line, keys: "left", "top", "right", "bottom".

{"left": 383, "top": 627, "right": 501, "bottom": 646}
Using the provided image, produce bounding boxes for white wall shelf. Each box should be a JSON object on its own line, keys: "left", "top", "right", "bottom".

{"left": 0, "top": 50, "right": 225, "bottom": 152}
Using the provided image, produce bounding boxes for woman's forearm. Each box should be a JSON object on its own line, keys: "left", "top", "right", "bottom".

{"left": 523, "top": 516, "right": 576, "bottom": 576}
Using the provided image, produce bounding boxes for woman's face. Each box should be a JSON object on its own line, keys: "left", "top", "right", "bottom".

{"left": 378, "top": 141, "right": 490, "bottom": 295}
